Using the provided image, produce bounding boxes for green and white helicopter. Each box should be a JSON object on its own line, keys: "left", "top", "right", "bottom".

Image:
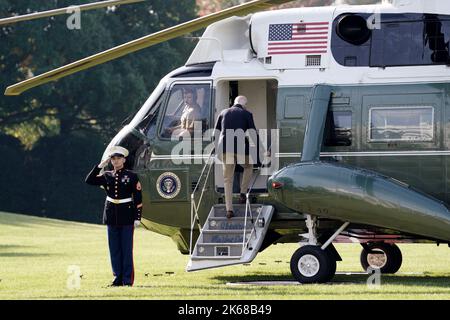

{"left": 4, "top": 0, "right": 450, "bottom": 283}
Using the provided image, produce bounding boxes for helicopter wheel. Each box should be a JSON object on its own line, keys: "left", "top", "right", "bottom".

{"left": 290, "top": 245, "right": 336, "bottom": 284}
{"left": 360, "top": 243, "right": 402, "bottom": 274}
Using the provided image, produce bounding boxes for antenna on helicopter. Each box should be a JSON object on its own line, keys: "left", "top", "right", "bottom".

{"left": 0, "top": 0, "right": 145, "bottom": 26}
{"left": 4, "top": 0, "right": 295, "bottom": 96}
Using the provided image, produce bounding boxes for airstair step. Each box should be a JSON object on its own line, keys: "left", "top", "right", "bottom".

{"left": 212, "top": 204, "right": 264, "bottom": 218}
{"left": 202, "top": 230, "right": 252, "bottom": 234}
{"left": 195, "top": 242, "right": 244, "bottom": 257}
{"left": 208, "top": 217, "right": 246, "bottom": 220}
{"left": 191, "top": 256, "right": 243, "bottom": 261}
{"left": 206, "top": 218, "right": 254, "bottom": 231}
{"left": 187, "top": 204, "right": 275, "bottom": 272}
{"left": 201, "top": 233, "right": 249, "bottom": 244}
{"left": 196, "top": 243, "right": 246, "bottom": 246}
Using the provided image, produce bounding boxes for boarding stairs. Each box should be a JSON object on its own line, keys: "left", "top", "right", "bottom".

{"left": 186, "top": 150, "right": 274, "bottom": 272}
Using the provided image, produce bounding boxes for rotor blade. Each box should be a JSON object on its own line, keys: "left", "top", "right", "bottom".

{"left": 4, "top": 0, "right": 294, "bottom": 96}
{"left": 0, "top": 0, "right": 145, "bottom": 26}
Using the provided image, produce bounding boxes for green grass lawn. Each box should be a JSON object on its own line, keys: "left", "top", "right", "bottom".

{"left": 1, "top": 211, "right": 450, "bottom": 299}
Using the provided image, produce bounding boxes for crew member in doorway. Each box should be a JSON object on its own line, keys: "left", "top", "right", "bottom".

{"left": 85, "top": 146, "right": 143, "bottom": 287}
{"left": 215, "top": 95, "right": 258, "bottom": 219}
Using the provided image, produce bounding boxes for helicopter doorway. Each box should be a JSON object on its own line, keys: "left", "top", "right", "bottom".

{"left": 214, "top": 79, "right": 278, "bottom": 195}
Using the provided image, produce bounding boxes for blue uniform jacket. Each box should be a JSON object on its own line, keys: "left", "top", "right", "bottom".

{"left": 85, "top": 166, "right": 143, "bottom": 226}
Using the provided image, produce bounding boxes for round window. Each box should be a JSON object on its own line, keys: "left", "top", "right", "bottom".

{"left": 336, "top": 14, "right": 372, "bottom": 45}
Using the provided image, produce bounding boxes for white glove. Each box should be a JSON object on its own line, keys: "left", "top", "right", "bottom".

{"left": 98, "top": 158, "right": 110, "bottom": 169}
{"left": 134, "top": 220, "right": 140, "bottom": 228}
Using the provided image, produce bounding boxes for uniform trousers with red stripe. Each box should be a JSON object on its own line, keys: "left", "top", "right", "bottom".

{"left": 107, "top": 225, "right": 134, "bottom": 285}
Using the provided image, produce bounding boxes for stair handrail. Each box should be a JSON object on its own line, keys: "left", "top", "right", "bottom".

{"left": 241, "top": 146, "right": 272, "bottom": 256}
{"left": 189, "top": 147, "right": 216, "bottom": 256}
{"left": 243, "top": 200, "right": 266, "bottom": 256}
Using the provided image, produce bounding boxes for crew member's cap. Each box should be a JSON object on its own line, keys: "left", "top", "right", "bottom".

{"left": 108, "top": 146, "right": 129, "bottom": 158}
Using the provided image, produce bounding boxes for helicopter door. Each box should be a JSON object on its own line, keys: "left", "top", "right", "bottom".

{"left": 214, "top": 79, "right": 278, "bottom": 195}
{"left": 145, "top": 81, "right": 213, "bottom": 224}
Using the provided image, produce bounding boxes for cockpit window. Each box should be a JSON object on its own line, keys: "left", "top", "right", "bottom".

{"left": 159, "top": 83, "right": 211, "bottom": 139}
{"left": 137, "top": 92, "right": 164, "bottom": 139}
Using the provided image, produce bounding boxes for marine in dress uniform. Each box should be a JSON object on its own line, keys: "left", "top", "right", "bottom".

{"left": 85, "top": 146, "right": 143, "bottom": 287}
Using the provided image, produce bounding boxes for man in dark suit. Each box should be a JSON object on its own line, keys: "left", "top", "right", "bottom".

{"left": 215, "top": 96, "right": 258, "bottom": 219}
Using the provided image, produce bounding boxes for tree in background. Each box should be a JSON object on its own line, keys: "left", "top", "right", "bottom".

{"left": 1, "top": 0, "right": 197, "bottom": 144}
{"left": 0, "top": 0, "right": 197, "bottom": 222}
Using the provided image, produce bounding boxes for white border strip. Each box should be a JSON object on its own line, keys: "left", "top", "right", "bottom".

{"left": 277, "top": 151, "right": 450, "bottom": 158}
{"left": 150, "top": 150, "right": 450, "bottom": 161}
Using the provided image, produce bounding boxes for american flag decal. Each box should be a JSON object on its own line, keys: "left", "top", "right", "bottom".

{"left": 268, "top": 22, "right": 329, "bottom": 55}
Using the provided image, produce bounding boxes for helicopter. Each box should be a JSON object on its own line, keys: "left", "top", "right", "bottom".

{"left": 4, "top": 0, "right": 450, "bottom": 284}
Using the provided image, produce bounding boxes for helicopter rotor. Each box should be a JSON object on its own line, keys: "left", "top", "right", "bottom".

{"left": 4, "top": 0, "right": 295, "bottom": 96}
{"left": 0, "top": 0, "right": 145, "bottom": 26}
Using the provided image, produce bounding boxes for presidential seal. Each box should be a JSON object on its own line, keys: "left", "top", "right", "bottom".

{"left": 156, "top": 172, "right": 181, "bottom": 199}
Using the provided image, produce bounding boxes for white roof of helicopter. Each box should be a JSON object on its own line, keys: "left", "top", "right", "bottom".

{"left": 384, "top": 0, "right": 450, "bottom": 12}
{"left": 6, "top": 0, "right": 450, "bottom": 96}
{"left": 186, "top": 0, "right": 450, "bottom": 87}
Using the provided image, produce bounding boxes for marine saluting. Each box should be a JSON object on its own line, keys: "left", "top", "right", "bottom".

{"left": 85, "top": 146, "right": 143, "bottom": 287}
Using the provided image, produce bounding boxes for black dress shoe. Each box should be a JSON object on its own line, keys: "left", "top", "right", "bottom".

{"left": 239, "top": 193, "right": 247, "bottom": 204}
{"left": 109, "top": 279, "right": 123, "bottom": 287}
{"left": 226, "top": 210, "right": 234, "bottom": 219}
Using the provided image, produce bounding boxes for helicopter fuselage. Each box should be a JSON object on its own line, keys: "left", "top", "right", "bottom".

{"left": 106, "top": 2, "right": 450, "bottom": 253}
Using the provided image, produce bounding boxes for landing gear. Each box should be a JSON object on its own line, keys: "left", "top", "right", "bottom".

{"left": 290, "top": 245, "right": 336, "bottom": 283}
{"left": 290, "top": 215, "right": 348, "bottom": 284}
{"left": 360, "top": 243, "right": 402, "bottom": 274}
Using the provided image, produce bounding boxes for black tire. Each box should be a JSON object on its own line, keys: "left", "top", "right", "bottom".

{"left": 290, "top": 245, "right": 337, "bottom": 284}
{"left": 360, "top": 243, "right": 402, "bottom": 274}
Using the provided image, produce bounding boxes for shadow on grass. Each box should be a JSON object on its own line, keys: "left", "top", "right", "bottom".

{"left": 213, "top": 273, "right": 450, "bottom": 288}
{"left": 0, "top": 244, "right": 54, "bottom": 258}
{"left": 0, "top": 252, "right": 53, "bottom": 257}
{"left": 0, "top": 212, "right": 100, "bottom": 229}
{"left": 26, "top": 275, "right": 450, "bottom": 299}
{"left": 0, "top": 245, "right": 30, "bottom": 250}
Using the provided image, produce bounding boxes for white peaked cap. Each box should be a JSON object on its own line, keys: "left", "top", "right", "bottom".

{"left": 107, "top": 146, "right": 129, "bottom": 158}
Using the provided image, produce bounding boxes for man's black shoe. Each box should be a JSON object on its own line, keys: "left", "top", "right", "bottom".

{"left": 226, "top": 210, "right": 234, "bottom": 219}
{"left": 239, "top": 193, "right": 247, "bottom": 204}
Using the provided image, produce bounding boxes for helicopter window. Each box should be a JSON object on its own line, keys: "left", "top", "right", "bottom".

{"left": 137, "top": 93, "right": 164, "bottom": 139}
{"left": 336, "top": 14, "right": 372, "bottom": 46}
{"left": 160, "top": 83, "right": 211, "bottom": 139}
{"left": 369, "top": 107, "right": 434, "bottom": 142}
{"left": 331, "top": 13, "right": 372, "bottom": 67}
{"left": 370, "top": 19, "right": 450, "bottom": 67}
{"left": 324, "top": 111, "right": 352, "bottom": 147}
{"left": 375, "top": 22, "right": 414, "bottom": 67}
{"left": 332, "top": 13, "right": 450, "bottom": 67}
